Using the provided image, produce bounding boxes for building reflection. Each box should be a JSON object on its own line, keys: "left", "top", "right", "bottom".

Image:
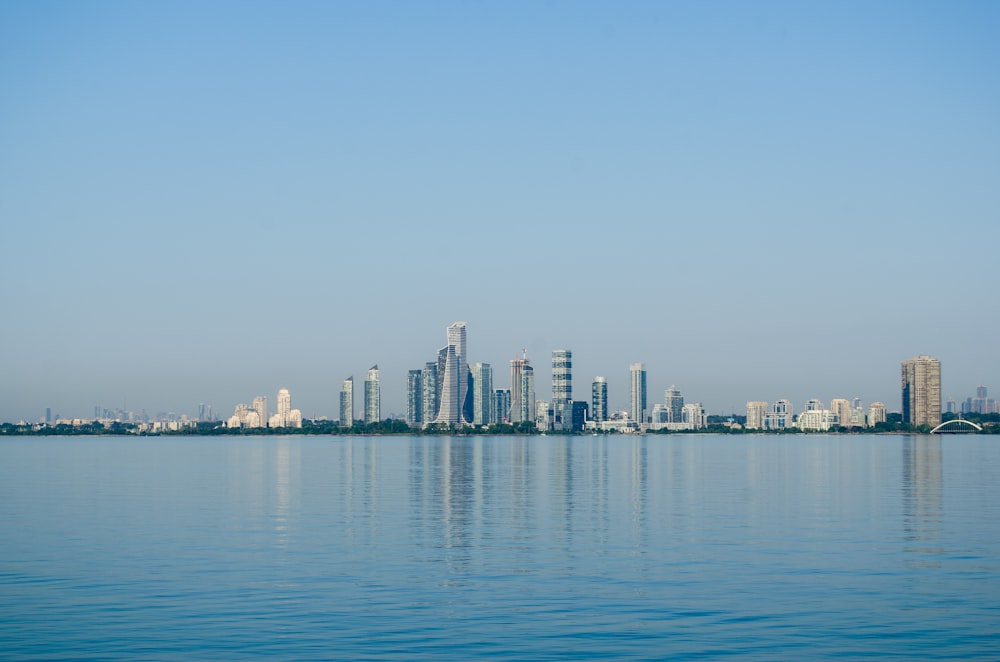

{"left": 901, "top": 435, "right": 943, "bottom": 566}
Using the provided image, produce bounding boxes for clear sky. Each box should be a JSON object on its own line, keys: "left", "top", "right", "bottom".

{"left": 2, "top": 1, "right": 998, "bottom": 422}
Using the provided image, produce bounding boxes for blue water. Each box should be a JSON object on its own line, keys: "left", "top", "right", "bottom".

{"left": 1, "top": 435, "right": 998, "bottom": 659}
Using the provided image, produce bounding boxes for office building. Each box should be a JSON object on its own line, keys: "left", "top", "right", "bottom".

{"left": 901, "top": 355, "right": 941, "bottom": 427}
{"left": 364, "top": 365, "right": 380, "bottom": 424}
{"left": 406, "top": 370, "right": 423, "bottom": 426}
{"left": 592, "top": 377, "right": 608, "bottom": 422}
{"left": 472, "top": 362, "right": 494, "bottom": 426}
{"left": 340, "top": 377, "right": 354, "bottom": 427}
{"left": 629, "top": 363, "right": 647, "bottom": 424}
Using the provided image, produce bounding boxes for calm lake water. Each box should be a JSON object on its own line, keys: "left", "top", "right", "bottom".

{"left": 1, "top": 434, "right": 998, "bottom": 659}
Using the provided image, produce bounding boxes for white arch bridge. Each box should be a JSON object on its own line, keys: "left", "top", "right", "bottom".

{"left": 930, "top": 418, "right": 983, "bottom": 434}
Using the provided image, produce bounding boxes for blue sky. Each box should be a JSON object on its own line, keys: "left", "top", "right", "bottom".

{"left": 2, "top": 1, "right": 998, "bottom": 421}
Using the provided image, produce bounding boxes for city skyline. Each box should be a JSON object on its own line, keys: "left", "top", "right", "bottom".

{"left": 2, "top": 3, "right": 998, "bottom": 422}
{"left": 11, "top": 321, "right": 987, "bottom": 427}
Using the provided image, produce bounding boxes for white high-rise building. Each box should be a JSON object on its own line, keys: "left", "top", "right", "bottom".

{"left": 434, "top": 322, "right": 471, "bottom": 424}
{"left": 252, "top": 396, "right": 267, "bottom": 429}
{"left": 830, "top": 399, "right": 851, "bottom": 428}
{"left": 630, "top": 363, "right": 647, "bottom": 425}
{"left": 868, "top": 401, "right": 887, "bottom": 427}
{"left": 364, "top": 366, "right": 380, "bottom": 424}
{"left": 340, "top": 377, "right": 354, "bottom": 427}
{"left": 746, "top": 401, "right": 768, "bottom": 430}
{"left": 269, "top": 388, "right": 302, "bottom": 428}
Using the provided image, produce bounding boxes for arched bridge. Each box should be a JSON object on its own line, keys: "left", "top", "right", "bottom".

{"left": 930, "top": 418, "right": 983, "bottom": 434}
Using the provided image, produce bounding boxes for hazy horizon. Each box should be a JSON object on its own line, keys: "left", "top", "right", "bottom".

{"left": 2, "top": 2, "right": 998, "bottom": 422}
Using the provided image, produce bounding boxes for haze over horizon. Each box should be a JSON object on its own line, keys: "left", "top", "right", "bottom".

{"left": 2, "top": 1, "right": 998, "bottom": 422}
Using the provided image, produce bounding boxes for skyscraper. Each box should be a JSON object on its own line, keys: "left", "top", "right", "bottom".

{"left": 552, "top": 349, "right": 572, "bottom": 431}
{"left": 253, "top": 396, "right": 267, "bottom": 429}
{"left": 275, "top": 389, "right": 290, "bottom": 427}
{"left": 364, "top": 365, "right": 380, "bottom": 424}
{"left": 510, "top": 356, "right": 534, "bottom": 424}
{"left": 340, "top": 377, "right": 354, "bottom": 427}
{"left": 433, "top": 322, "right": 472, "bottom": 425}
{"left": 493, "top": 388, "right": 511, "bottom": 423}
{"left": 830, "top": 398, "right": 851, "bottom": 428}
{"left": 435, "top": 345, "right": 461, "bottom": 424}
{"left": 902, "top": 355, "right": 941, "bottom": 427}
{"left": 472, "top": 362, "right": 493, "bottom": 426}
{"left": 421, "top": 361, "right": 439, "bottom": 426}
{"left": 664, "top": 386, "right": 683, "bottom": 423}
{"left": 629, "top": 363, "right": 647, "bottom": 424}
{"left": 592, "top": 376, "right": 608, "bottom": 423}
{"left": 745, "top": 401, "right": 768, "bottom": 430}
{"left": 406, "top": 369, "right": 423, "bottom": 426}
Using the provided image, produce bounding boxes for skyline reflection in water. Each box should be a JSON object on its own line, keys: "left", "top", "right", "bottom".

{"left": 1, "top": 434, "right": 997, "bottom": 659}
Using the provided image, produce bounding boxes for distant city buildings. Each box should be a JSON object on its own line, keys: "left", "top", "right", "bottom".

{"left": 510, "top": 355, "right": 534, "bottom": 424}
{"left": 902, "top": 355, "right": 942, "bottom": 427}
{"left": 962, "top": 385, "right": 999, "bottom": 415}
{"left": 591, "top": 377, "right": 608, "bottom": 423}
{"left": 629, "top": 363, "right": 647, "bottom": 425}
{"left": 364, "top": 366, "right": 380, "bottom": 424}
{"left": 340, "top": 377, "right": 354, "bottom": 427}
{"left": 228, "top": 388, "right": 300, "bottom": 429}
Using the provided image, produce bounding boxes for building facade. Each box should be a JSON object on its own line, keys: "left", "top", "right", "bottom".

{"left": 340, "top": 377, "right": 353, "bottom": 427}
{"left": 552, "top": 349, "right": 572, "bottom": 431}
{"left": 592, "top": 376, "right": 608, "bottom": 423}
{"left": 902, "top": 355, "right": 942, "bottom": 427}
{"left": 629, "top": 363, "right": 647, "bottom": 425}
{"left": 472, "top": 362, "right": 493, "bottom": 426}
{"left": 406, "top": 369, "right": 423, "bottom": 427}
{"left": 364, "top": 366, "right": 380, "bottom": 424}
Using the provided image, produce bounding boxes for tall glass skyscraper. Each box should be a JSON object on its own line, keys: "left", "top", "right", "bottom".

{"left": 364, "top": 365, "right": 380, "bottom": 424}
{"left": 406, "top": 369, "right": 423, "bottom": 426}
{"left": 665, "top": 386, "right": 683, "bottom": 423}
{"left": 434, "top": 322, "right": 471, "bottom": 425}
{"left": 630, "top": 363, "right": 647, "bottom": 424}
{"left": 339, "top": 377, "right": 353, "bottom": 427}
{"left": 472, "top": 362, "right": 493, "bottom": 426}
{"left": 510, "top": 357, "right": 534, "bottom": 424}
{"left": 552, "top": 349, "right": 572, "bottom": 431}
{"left": 592, "top": 376, "right": 608, "bottom": 422}
{"left": 435, "top": 346, "right": 461, "bottom": 424}
{"left": 421, "top": 361, "right": 438, "bottom": 426}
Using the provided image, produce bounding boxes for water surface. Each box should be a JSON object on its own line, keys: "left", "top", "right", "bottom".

{"left": 1, "top": 434, "right": 997, "bottom": 659}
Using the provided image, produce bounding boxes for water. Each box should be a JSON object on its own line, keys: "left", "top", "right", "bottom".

{"left": 1, "top": 434, "right": 998, "bottom": 659}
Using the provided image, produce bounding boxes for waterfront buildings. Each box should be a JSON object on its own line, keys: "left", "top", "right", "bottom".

{"left": 745, "top": 401, "right": 768, "bottom": 430}
{"left": 340, "top": 377, "right": 354, "bottom": 427}
{"left": 269, "top": 388, "right": 302, "bottom": 428}
{"left": 432, "top": 322, "right": 471, "bottom": 425}
{"left": 552, "top": 349, "right": 572, "bottom": 431}
{"left": 962, "top": 386, "right": 999, "bottom": 415}
{"left": 406, "top": 370, "right": 422, "bottom": 427}
{"left": 509, "top": 356, "right": 534, "bottom": 423}
{"left": 252, "top": 396, "right": 267, "bottom": 429}
{"left": 830, "top": 399, "right": 851, "bottom": 428}
{"left": 364, "top": 366, "right": 380, "bottom": 424}
{"left": 472, "top": 362, "right": 493, "bottom": 426}
{"left": 493, "top": 388, "right": 511, "bottom": 424}
{"left": 868, "top": 401, "right": 887, "bottom": 426}
{"left": 630, "top": 363, "right": 647, "bottom": 425}
{"left": 665, "top": 386, "right": 683, "bottom": 423}
{"left": 901, "top": 355, "right": 942, "bottom": 427}
{"left": 592, "top": 377, "right": 608, "bottom": 423}
{"left": 421, "top": 361, "right": 438, "bottom": 424}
